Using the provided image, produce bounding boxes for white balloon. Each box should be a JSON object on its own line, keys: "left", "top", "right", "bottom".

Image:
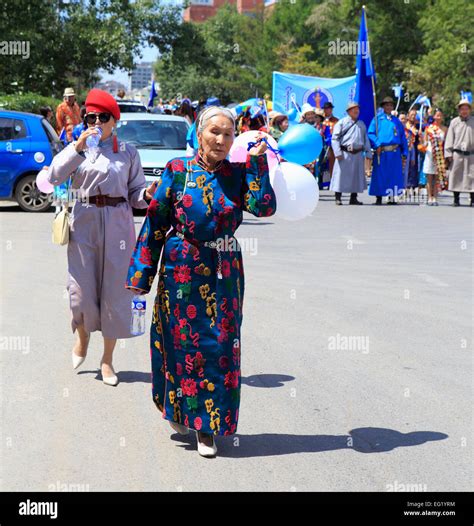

{"left": 269, "top": 162, "right": 319, "bottom": 221}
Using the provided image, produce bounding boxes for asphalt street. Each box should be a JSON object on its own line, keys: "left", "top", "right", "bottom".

{"left": 0, "top": 190, "right": 472, "bottom": 491}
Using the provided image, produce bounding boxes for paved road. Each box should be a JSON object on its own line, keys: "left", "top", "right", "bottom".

{"left": 1, "top": 190, "right": 472, "bottom": 491}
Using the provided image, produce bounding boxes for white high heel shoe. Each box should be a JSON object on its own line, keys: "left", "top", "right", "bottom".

{"left": 196, "top": 431, "right": 217, "bottom": 458}
{"left": 169, "top": 421, "right": 189, "bottom": 435}
{"left": 72, "top": 337, "right": 89, "bottom": 370}
{"left": 72, "top": 351, "right": 86, "bottom": 370}
{"left": 100, "top": 363, "right": 119, "bottom": 386}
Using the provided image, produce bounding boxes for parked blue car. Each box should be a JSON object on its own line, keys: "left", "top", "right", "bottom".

{"left": 0, "top": 110, "right": 62, "bottom": 211}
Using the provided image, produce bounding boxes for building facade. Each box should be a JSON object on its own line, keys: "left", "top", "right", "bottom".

{"left": 130, "top": 62, "right": 153, "bottom": 90}
{"left": 183, "top": 0, "right": 267, "bottom": 22}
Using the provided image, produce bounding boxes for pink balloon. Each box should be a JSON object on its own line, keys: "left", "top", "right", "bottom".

{"left": 228, "top": 145, "right": 247, "bottom": 163}
{"left": 229, "top": 131, "right": 280, "bottom": 169}
{"left": 36, "top": 167, "right": 54, "bottom": 194}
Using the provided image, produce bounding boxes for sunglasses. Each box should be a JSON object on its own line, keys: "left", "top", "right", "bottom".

{"left": 85, "top": 112, "right": 112, "bottom": 125}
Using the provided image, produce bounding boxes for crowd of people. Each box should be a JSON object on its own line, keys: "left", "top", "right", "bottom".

{"left": 267, "top": 96, "right": 474, "bottom": 207}
{"left": 40, "top": 87, "right": 473, "bottom": 208}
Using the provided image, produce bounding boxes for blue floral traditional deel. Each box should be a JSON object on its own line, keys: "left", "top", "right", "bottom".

{"left": 126, "top": 153, "right": 276, "bottom": 436}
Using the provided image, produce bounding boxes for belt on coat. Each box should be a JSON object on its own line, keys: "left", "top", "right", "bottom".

{"left": 380, "top": 144, "right": 399, "bottom": 152}
{"left": 168, "top": 226, "right": 224, "bottom": 279}
{"left": 453, "top": 149, "right": 473, "bottom": 156}
{"left": 88, "top": 195, "right": 127, "bottom": 207}
{"left": 341, "top": 145, "right": 364, "bottom": 154}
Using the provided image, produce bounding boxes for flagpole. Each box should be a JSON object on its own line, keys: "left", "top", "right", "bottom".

{"left": 363, "top": 5, "right": 379, "bottom": 164}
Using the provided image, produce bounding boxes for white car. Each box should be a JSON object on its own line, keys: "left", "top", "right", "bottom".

{"left": 116, "top": 100, "right": 148, "bottom": 113}
{"left": 116, "top": 113, "right": 191, "bottom": 184}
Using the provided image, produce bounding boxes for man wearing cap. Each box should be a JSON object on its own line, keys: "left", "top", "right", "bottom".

{"left": 368, "top": 96, "right": 408, "bottom": 205}
{"left": 330, "top": 102, "right": 372, "bottom": 205}
{"left": 48, "top": 88, "right": 157, "bottom": 387}
{"left": 56, "top": 87, "right": 82, "bottom": 143}
{"left": 322, "top": 102, "right": 339, "bottom": 179}
{"left": 444, "top": 99, "right": 474, "bottom": 206}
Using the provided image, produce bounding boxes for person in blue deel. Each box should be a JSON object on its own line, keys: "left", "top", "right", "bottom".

{"left": 368, "top": 96, "right": 408, "bottom": 205}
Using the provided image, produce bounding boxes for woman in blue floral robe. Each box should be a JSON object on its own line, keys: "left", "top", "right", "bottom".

{"left": 126, "top": 106, "right": 276, "bottom": 456}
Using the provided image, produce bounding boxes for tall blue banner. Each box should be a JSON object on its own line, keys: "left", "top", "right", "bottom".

{"left": 272, "top": 71, "right": 356, "bottom": 119}
{"left": 354, "top": 6, "right": 377, "bottom": 129}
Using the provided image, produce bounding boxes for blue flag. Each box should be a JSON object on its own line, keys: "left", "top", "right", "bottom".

{"left": 411, "top": 94, "right": 431, "bottom": 108}
{"left": 392, "top": 84, "right": 403, "bottom": 100}
{"left": 58, "top": 127, "right": 68, "bottom": 145}
{"left": 272, "top": 72, "right": 356, "bottom": 119}
{"left": 147, "top": 80, "right": 158, "bottom": 108}
{"left": 460, "top": 90, "right": 473, "bottom": 103}
{"left": 354, "top": 6, "right": 376, "bottom": 129}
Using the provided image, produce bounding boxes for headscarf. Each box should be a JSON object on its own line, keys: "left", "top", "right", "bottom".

{"left": 196, "top": 106, "right": 235, "bottom": 134}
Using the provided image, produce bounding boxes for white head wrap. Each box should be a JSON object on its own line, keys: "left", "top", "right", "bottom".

{"left": 197, "top": 106, "right": 236, "bottom": 133}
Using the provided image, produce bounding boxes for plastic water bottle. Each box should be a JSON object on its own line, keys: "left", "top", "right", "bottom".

{"left": 131, "top": 294, "right": 146, "bottom": 336}
{"left": 86, "top": 126, "right": 102, "bottom": 149}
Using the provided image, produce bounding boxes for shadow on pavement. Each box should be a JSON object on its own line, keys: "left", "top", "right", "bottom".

{"left": 241, "top": 373, "right": 295, "bottom": 388}
{"left": 77, "top": 369, "right": 151, "bottom": 383}
{"left": 170, "top": 427, "right": 448, "bottom": 458}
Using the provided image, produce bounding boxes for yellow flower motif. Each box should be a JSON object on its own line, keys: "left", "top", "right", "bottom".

{"left": 207, "top": 383, "right": 215, "bottom": 392}
{"left": 134, "top": 270, "right": 143, "bottom": 278}
{"left": 249, "top": 181, "right": 260, "bottom": 191}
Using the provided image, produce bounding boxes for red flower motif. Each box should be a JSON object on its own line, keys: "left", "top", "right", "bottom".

{"left": 181, "top": 378, "right": 198, "bottom": 397}
{"left": 139, "top": 246, "right": 152, "bottom": 266}
{"left": 173, "top": 264, "right": 191, "bottom": 283}
{"left": 186, "top": 304, "right": 197, "bottom": 319}
{"left": 170, "top": 248, "right": 178, "bottom": 262}
{"left": 221, "top": 260, "right": 231, "bottom": 278}
{"left": 147, "top": 199, "right": 158, "bottom": 217}
{"left": 219, "top": 356, "right": 229, "bottom": 369}
{"left": 194, "top": 417, "right": 202, "bottom": 430}
{"left": 176, "top": 362, "right": 183, "bottom": 375}
{"left": 232, "top": 298, "right": 238, "bottom": 311}
{"left": 171, "top": 159, "right": 185, "bottom": 172}
{"left": 224, "top": 370, "right": 239, "bottom": 390}
{"left": 182, "top": 194, "right": 193, "bottom": 207}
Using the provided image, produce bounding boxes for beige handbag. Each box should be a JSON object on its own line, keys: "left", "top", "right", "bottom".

{"left": 52, "top": 177, "right": 72, "bottom": 245}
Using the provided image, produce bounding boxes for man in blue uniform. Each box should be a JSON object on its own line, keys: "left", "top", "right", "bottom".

{"left": 368, "top": 97, "right": 408, "bottom": 205}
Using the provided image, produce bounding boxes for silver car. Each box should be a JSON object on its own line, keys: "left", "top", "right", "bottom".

{"left": 116, "top": 113, "right": 191, "bottom": 184}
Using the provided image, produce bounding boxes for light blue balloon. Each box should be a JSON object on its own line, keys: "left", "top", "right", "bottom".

{"left": 277, "top": 123, "right": 323, "bottom": 165}
{"left": 287, "top": 107, "right": 298, "bottom": 121}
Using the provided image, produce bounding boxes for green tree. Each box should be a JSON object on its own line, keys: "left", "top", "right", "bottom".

{"left": 402, "top": 0, "right": 474, "bottom": 115}
{"left": 155, "top": 4, "right": 265, "bottom": 103}
{"left": 0, "top": 0, "right": 183, "bottom": 97}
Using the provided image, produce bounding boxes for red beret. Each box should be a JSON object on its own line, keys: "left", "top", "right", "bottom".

{"left": 85, "top": 88, "right": 120, "bottom": 121}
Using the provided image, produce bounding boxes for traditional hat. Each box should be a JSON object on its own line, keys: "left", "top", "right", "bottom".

{"left": 457, "top": 98, "right": 472, "bottom": 108}
{"left": 63, "top": 87, "right": 75, "bottom": 97}
{"left": 323, "top": 101, "right": 334, "bottom": 109}
{"left": 301, "top": 103, "right": 316, "bottom": 117}
{"left": 346, "top": 101, "right": 359, "bottom": 111}
{"left": 380, "top": 96, "right": 395, "bottom": 106}
{"left": 85, "top": 88, "right": 121, "bottom": 121}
